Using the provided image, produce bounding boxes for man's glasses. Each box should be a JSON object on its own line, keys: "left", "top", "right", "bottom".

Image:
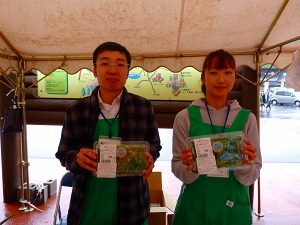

{"left": 96, "top": 62, "right": 129, "bottom": 70}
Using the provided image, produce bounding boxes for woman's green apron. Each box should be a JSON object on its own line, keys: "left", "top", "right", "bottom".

{"left": 172, "top": 106, "right": 252, "bottom": 225}
{"left": 79, "top": 118, "right": 148, "bottom": 225}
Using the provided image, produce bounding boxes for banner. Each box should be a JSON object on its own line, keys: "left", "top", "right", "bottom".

{"left": 37, "top": 67, "right": 204, "bottom": 100}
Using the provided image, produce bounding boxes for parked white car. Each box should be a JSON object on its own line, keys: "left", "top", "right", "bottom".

{"left": 271, "top": 90, "right": 300, "bottom": 106}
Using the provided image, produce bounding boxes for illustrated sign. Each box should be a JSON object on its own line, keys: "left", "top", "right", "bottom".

{"left": 126, "top": 67, "right": 203, "bottom": 100}
{"left": 37, "top": 69, "right": 97, "bottom": 98}
{"left": 37, "top": 67, "right": 204, "bottom": 100}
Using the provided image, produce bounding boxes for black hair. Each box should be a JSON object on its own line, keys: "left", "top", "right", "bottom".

{"left": 93, "top": 41, "right": 131, "bottom": 67}
{"left": 201, "top": 49, "right": 236, "bottom": 95}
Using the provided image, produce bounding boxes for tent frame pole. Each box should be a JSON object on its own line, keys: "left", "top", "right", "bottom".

{"left": 254, "top": 52, "right": 264, "bottom": 218}
{"left": 18, "top": 59, "right": 33, "bottom": 212}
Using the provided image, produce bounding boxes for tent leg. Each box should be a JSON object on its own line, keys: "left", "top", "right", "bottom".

{"left": 21, "top": 118, "right": 33, "bottom": 212}
{"left": 255, "top": 177, "right": 264, "bottom": 217}
{"left": 18, "top": 132, "right": 27, "bottom": 210}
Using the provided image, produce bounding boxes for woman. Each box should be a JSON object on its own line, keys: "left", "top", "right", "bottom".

{"left": 171, "top": 49, "right": 262, "bottom": 225}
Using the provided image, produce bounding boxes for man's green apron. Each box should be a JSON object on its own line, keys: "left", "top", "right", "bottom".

{"left": 79, "top": 118, "right": 148, "bottom": 225}
{"left": 172, "top": 106, "right": 252, "bottom": 225}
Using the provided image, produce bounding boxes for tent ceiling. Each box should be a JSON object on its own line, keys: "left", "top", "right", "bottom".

{"left": 0, "top": 0, "right": 299, "bottom": 74}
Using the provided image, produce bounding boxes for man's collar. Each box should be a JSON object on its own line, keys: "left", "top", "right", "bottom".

{"left": 98, "top": 90, "right": 122, "bottom": 109}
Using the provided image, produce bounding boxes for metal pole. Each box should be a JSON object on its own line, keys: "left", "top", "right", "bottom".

{"left": 19, "top": 60, "right": 33, "bottom": 212}
{"left": 255, "top": 177, "right": 264, "bottom": 217}
{"left": 255, "top": 52, "right": 264, "bottom": 218}
{"left": 15, "top": 75, "right": 27, "bottom": 210}
{"left": 17, "top": 131, "right": 26, "bottom": 210}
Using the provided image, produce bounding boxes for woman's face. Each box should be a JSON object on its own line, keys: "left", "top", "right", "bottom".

{"left": 201, "top": 58, "right": 236, "bottom": 100}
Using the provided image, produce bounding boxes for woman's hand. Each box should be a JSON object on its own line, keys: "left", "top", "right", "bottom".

{"left": 180, "top": 147, "right": 195, "bottom": 170}
{"left": 76, "top": 148, "right": 98, "bottom": 173}
{"left": 243, "top": 139, "right": 256, "bottom": 165}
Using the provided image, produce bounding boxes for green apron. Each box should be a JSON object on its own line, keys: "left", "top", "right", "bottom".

{"left": 80, "top": 118, "right": 119, "bottom": 225}
{"left": 172, "top": 106, "right": 252, "bottom": 225}
{"left": 80, "top": 118, "right": 148, "bottom": 225}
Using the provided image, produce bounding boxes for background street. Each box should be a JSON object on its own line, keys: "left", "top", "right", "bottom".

{"left": 260, "top": 104, "right": 300, "bottom": 162}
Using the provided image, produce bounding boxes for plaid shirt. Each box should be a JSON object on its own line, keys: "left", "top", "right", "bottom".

{"left": 56, "top": 86, "right": 162, "bottom": 225}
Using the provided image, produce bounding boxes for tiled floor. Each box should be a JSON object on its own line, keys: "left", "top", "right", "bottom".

{"left": 1, "top": 159, "right": 300, "bottom": 224}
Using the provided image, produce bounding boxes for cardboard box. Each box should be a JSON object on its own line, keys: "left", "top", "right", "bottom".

{"left": 148, "top": 172, "right": 177, "bottom": 225}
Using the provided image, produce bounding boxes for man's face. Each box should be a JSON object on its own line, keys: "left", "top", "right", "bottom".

{"left": 93, "top": 50, "right": 129, "bottom": 95}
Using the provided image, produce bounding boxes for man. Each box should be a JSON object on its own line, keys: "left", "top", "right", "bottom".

{"left": 55, "top": 42, "right": 161, "bottom": 225}
{"left": 266, "top": 89, "right": 272, "bottom": 109}
{"left": 260, "top": 91, "right": 266, "bottom": 108}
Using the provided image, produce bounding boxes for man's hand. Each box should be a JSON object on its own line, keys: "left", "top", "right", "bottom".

{"left": 142, "top": 152, "right": 154, "bottom": 179}
{"left": 76, "top": 148, "right": 98, "bottom": 173}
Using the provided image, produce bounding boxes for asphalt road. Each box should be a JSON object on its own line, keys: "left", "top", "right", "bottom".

{"left": 27, "top": 104, "right": 300, "bottom": 163}
{"left": 260, "top": 104, "right": 300, "bottom": 163}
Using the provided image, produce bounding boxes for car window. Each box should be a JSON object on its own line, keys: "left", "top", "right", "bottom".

{"left": 276, "top": 91, "right": 284, "bottom": 96}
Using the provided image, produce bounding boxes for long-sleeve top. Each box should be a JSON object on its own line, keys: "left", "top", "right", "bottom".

{"left": 172, "top": 99, "right": 262, "bottom": 185}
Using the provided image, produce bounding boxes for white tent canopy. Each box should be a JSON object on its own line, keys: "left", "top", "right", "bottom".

{"left": 1, "top": 0, "right": 300, "bottom": 75}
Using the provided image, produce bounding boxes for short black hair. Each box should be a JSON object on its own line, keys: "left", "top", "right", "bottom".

{"left": 93, "top": 41, "right": 131, "bottom": 67}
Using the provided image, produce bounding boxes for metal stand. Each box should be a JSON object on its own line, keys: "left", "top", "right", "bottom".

{"left": 20, "top": 82, "right": 33, "bottom": 213}
{"left": 17, "top": 98, "right": 33, "bottom": 212}
{"left": 15, "top": 63, "right": 33, "bottom": 212}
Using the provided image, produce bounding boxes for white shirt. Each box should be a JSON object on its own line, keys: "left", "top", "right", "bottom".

{"left": 97, "top": 91, "right": 122, "bottom": 119}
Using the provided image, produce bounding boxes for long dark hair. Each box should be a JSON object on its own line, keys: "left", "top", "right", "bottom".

{"left": 201, "top": 49, "right": 236, "bottom": 95}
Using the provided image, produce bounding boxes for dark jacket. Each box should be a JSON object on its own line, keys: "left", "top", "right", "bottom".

{"left": 55, "top": 86, "right": 162, "bottom": 225}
